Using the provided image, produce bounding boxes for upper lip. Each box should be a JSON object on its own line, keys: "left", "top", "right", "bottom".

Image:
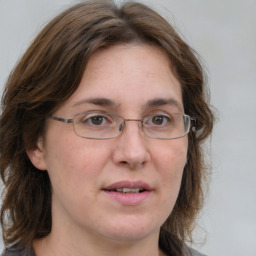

{"left": 103, "top": 180, "right": 153, "bottom": 191}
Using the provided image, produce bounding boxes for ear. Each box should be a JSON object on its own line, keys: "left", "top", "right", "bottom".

{"left": 26, "top": 137, "right": 47, "bottom": 171}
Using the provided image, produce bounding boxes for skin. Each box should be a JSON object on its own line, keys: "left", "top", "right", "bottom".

{"left": 28, "top": 43, "right": 188, "bottom": 256}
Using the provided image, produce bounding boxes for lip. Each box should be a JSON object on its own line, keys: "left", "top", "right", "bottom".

{"left": 102, "top": 180, "right": 153, "bottom": 206}
{"left": 103, "top": 180, "right": 153, "bottom": 191}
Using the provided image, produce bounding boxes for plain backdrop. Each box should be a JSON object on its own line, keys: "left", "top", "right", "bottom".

{"left": 0, "top": 0, "right": 256, "bottom": 255}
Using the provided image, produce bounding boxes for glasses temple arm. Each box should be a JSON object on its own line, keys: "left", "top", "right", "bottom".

{"left": 49, "top": 116, "right": 74, "bottom": 124}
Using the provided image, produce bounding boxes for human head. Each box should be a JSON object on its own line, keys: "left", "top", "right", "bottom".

{"left": 0, "top": 0, "right": 214, "bottom": 251}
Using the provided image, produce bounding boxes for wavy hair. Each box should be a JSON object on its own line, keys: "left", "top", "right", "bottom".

{"left": 0, "top": 1, "right": 214, "bottom": 255}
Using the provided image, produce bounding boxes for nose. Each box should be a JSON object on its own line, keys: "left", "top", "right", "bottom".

{"left": 112, "top": 120, "right": 150, "bottom": 169}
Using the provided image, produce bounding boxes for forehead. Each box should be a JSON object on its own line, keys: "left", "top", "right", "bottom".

{"left": 59, "top": 43, "right": 183, "bottom": 114}
{"left": 85, "top": 43, "right": 177, "bottom": 86}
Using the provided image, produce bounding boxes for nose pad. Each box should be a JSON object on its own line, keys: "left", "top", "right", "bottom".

{"left": 119, "top": 123, "right": 123, "bottom": 132}
{"left": 118, "top": 120, "right": 143, "bottom": 134}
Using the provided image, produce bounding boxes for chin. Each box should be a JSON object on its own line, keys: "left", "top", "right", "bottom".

{"left": 101, "top": 216, "right": 161, "bottom": 243}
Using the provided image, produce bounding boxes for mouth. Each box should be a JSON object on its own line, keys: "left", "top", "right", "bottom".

{"left": 103, "top": 180, "right": 153, "bottom": 193}
{"left": 102, "top": 180, "right": 153, "bottom": 205}
{"left": 104, "top": 188, "right": 146, "bottom": 194}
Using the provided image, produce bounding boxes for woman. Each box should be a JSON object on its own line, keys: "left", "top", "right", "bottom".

{"left": 0, "top": 1, "right": 214, "bottom": 255}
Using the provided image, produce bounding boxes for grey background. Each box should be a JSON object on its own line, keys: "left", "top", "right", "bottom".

{"left": 0, "top": 0, "right": 256, "bottom": 255}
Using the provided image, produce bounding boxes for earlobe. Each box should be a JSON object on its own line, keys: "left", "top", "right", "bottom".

{"left": 26, "top": 138, "right": 47, "bottom": 171}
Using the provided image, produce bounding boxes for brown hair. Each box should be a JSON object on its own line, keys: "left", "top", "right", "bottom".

{"left": 0, "top": 0, "right": 214, "bottom": 254}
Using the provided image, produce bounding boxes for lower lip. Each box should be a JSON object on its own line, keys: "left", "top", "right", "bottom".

{"left": 103, "top": 191, "right": 152, "bottom": 206}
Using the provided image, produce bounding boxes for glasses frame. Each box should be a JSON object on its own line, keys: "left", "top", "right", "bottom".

{"left": 49, "top": 112, "right": 196, "bottom": 140}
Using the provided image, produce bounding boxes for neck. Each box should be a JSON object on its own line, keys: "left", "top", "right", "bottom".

{"left": 34, "top": 230, "right": 166, "bottom": 256}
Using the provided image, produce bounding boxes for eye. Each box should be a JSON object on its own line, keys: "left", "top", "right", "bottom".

{"left": 78, "top": 113, "right": 113, "bottom": 127}
{"left": 88, "top": 116, "right": 107, "bottom": 126}
{"left": 146, "top": 115, "right": 171, "bottom": 126}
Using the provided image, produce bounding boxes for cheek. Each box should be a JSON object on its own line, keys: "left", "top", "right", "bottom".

{"left": 151, "top": 139, "right": 187, "bottom": 194}
{"left": 148, "top": 140, "right": 187, "bottom": 226}
{"left": 152, "top": 139, "right": 188, "bottom": 173}
{"left": 44, "top": 134, "right": 112, "bottom": 191}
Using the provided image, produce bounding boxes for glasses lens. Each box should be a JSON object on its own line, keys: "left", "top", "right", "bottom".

{"left": 143, "top": 113, "right": 191, "bottom": 139}
{"left": 73, "top": 112, "right": 123, "bottom": 139}
{"left": 72, "top": 112, "right": 192, "bottom": 140}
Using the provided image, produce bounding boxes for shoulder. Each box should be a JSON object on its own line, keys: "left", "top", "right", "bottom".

{"left": 1, "top": 246, "right": 35, "bottom": 256}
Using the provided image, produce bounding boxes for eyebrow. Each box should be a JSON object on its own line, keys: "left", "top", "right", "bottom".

{"left": 144, "top": 98, "right": 183, "bottom": 112}
{"left": 72, "top": 97, "right": 119, "bottom": 108}
{"left": 72, "top": 97, "right": 183, "bottom": 111}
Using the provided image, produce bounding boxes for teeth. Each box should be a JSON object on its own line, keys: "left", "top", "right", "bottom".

{"left": 116, "top": 188, "right": 142, "bottom": 193}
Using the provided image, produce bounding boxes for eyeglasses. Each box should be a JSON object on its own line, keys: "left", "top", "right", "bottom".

{"left": 49, "top": 112, "right": 196, "bottom": 140}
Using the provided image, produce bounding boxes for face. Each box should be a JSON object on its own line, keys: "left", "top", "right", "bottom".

{"left": 29, "top": 44, "right": 188, "bottom": 245}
